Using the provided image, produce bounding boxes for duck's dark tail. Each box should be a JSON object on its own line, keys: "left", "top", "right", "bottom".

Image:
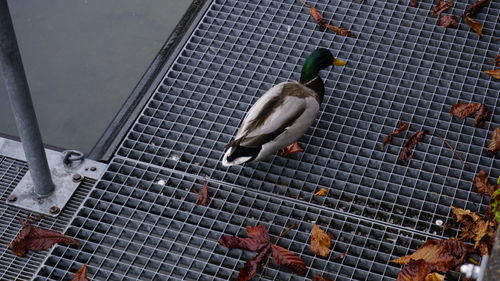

{"left": 222, "top": 142, "right": 261, "bottom": 166}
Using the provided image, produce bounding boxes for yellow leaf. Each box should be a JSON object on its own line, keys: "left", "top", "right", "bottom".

{"left": 464, "top": 15, "right": 483, "bottom": 36}
{"left": 314, "top": 188, "right": 328, "bottom": 196}
{"left": 484, "top": 69, "right": 500, "bottom": 79}
{"left": 425, "top": 272, "right": 445, "bottom": 281}
{"left": 310, "top": 224, "right": 332, "bottom": 257}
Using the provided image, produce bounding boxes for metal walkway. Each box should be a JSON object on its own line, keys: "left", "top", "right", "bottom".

{"left": 0, "top": 0, "right": 499, "bottom": 280}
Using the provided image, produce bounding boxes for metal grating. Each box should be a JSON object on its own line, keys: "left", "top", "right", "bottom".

{"left": 0, "top": 156, "right": 95, "bottom": 280}
{"left": 34, "top": 0, "right": 500, "bottom": 280}
{"left": 36, "top": 158, "right": 440, "bottom": 281}
{"left": 117, "top": 0, "right": 499, "bottom": 237}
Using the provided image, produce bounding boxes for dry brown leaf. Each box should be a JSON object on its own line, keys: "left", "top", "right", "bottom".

{"left": 432, "top": 0, "right": 454, "bottom": 16}
{"left": 324, "top": 24, "right": 356, "bottom": 38}
{"left": 381, "top": 120, "right": 409, "bottom": 149}
{"left": 452, "top": 206, "right": 498, "bottom": 255}
{"left": 473, "top": 170, "right": 499, "bottom": 197}
{"left": 310, "top": 224, "right": 332, "bottom": 257}
{"left": 197, "top": 182, "right": 210, "bottom": 206}
{"left": 279, "top": 142, "right": 304, "bottom": 156}
{"left": 438, "top": 14, "right": 459, "bottom": 28}
{"left": 314, "top": 188, "right": 328, "bottom": 196}
{"left": 473, "top": 104, "right": 489, "bottom": 127}
{"left": 391, "top": 239, "right": 473, "bottom": 272}
{"left": 9, "top": 223, "right": 79, "bottom": 257}
{"left": 450, "top": 103, "right": 482, "bottom": 118}
{"left": 425, "top": 272, "right": 445, "bottom": 281}
{"left": 487, "top": 128, "right": 500, "bottom": 155}
{"left": 464, "top": 15, "right": 484, "bottom": 36}
{"left": 71, "top": 264, "right": 89, "bottom": 281}
{"left": 484, "top": 69, "right": 500, "bottom": 79}
{"left": 397, "top": 260, "right": 435, "bottom": 281}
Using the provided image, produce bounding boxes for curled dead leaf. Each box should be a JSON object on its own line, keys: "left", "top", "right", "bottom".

{"left": 452, "top": 206, "right": 497, "bottom": 255}
{"left": 197, "top": 182, "right": 210, "bottom": 206}
{"left": 398, "top": 130, "right": 427, "bottom": 162}
{"left": 488, "top": 128, "right": 500, "bottom": 155}
{"left": 437, "top": 14, "right": 459, "bottom": 28}
{"left": 464, "top": 0, "right": 490, "bottom": 16}
{"left": 324, "top": 24, "right": 356, "bottom": 38}
{"left": 9, "top": 223, "right": 79, "bottom": 257}
{"left": 310, "top": 224, "right": 332, "bottom": 257}
{"left": 397, "top": 259, "right": 435, "bottom": 281}
{"left": 381, "top": 120, "right": 409, "bottom": 149}
{"left": 484, "top": 69, "right": 500, "bottom": 79}
{"left": 314, "top": 188, "right": 328, "bottom": 196}
{"left": 71, "top": 264, "right": 89, "bottom": 281}
{"left": 271, "top": 244, "right": 307, "bottom": 274}
{"left": 450, "top": 103, "right": 482, "bottom": 118}
{"left": 464, "top": 15, "right": 483, "bottom": 36}
{"left": 279, "top": 142, "right": 304, "bottom": 156}
{"left": 473, "top": 170, "right": 499, "bottom": 197}
{"left": 432, "top": 0, "right": 454, "bottom": 16}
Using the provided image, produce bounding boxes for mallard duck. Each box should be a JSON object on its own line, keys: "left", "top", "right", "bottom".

{"left": 222, "top": 48, "right": 346, "bottom": 166}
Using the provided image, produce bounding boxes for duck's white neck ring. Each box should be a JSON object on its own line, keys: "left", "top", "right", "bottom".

{"left": 303, "top": 76, "right": 318, "bottom": 86}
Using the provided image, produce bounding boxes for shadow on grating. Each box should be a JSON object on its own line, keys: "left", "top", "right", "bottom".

{"left": 117, "top": 0, "right": 499, "bottom": 238}
{"left": 35, "top": 158, "right": 441, "bottom": 281}
{"left": 0, "top": 156, "right": 95, "bottom": 281}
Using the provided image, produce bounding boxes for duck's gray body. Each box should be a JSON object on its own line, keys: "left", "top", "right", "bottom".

{"left": 222, "top": 81, "right": 320, "bottom": 166}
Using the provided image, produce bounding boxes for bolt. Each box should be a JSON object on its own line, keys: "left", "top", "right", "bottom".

{"left": 72, "top": 173, "right": 83, "bottom": 182}
{"left": 7, "top": 195, "right": 17, "bottom": 202}
{"left": 435, "top": 219, "right": 443, "bottom": 226}
{"left": 89, "top": 166, "right": 97, "bottom": 171}
{"left": 49, "top": 206, "right": 60, "bottom": 214}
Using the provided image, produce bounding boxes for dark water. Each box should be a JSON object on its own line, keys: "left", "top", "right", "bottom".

{"left": 0, "top": 0, "right": 192, "bottom": 153}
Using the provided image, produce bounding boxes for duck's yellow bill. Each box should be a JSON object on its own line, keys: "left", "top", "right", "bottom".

{"left": 332, "top": 58, "right": 347, "bottom": 66}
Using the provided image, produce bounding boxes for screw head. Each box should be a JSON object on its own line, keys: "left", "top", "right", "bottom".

{"left": 7, "top": 195, "right": 17, "bottom": 202}
{"left": 72, "top": 173, "right": 83, "bottom": 182}
{"left": 49, "top": 206, "right": 60, "bottom": 214}
{"left": 89, "top": 166, "right": 97, "bottom": 171}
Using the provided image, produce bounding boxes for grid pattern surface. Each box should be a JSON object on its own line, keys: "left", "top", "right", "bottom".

{"left": 36, "top": 0, "right": 500, "bottom": 280}
{"left": 0, "top": 156, "right": 95, "bottom": 281}
{"left": 118, "top": 0, "right": 500, "bottom": 235}
{"left": 36, "top": 158, "right": 436, "bottom": 281}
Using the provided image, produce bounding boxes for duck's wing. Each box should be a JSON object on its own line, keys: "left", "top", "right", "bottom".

{"left": 233, "top": 82, "right": 315, "bottom": 147}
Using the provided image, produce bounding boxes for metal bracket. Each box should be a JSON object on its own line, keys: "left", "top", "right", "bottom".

{"left": 1, "top": 138, "right": 105, "bottom": 217}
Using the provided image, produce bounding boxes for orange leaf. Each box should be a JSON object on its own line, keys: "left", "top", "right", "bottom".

{"left": 9, "top": 223, "right": 79, "bottom": 257}
{"left": 484, "top": 69, "right": 500, "bottom": 79}
{"left": 464, "top": 15, "right": 484, "bottom": 36}
{"left": 391, "top": 239, "right": 473, "bottom": 272}
{"left": 425, "top": 272, "right": 445, "bottom": 281}
{"left": 314, "top": 188, "right": 328, "bottom": 196}
{"left": 71, "top": 264, "right": 89, "bottom": 281}
{"left": 310, "top": 224, "right": 332, "bottom": 257}
{"left": 279, "top": 142, "right": 304, "bottom": 156}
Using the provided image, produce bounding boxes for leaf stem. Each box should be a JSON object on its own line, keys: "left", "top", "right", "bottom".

{"left": 433, "top": 133, "right": 471, "bottom": 170}
{"left": 272, "top": 224, "right": 297, "bottom": 243}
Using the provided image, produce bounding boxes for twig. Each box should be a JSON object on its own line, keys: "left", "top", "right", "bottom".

{"left": 433, "top": 133, "right": 471, "bottom": 169}
{"left": 272, "top": 224, "right": 297, "bottom": 243}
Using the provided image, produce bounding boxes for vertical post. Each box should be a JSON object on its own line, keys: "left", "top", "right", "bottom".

{"left": 0, "top": 0, "right": 54, "bottom": 196}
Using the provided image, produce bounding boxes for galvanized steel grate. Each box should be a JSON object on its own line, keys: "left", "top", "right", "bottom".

{"left": 36, "top": 0, "right": 500, "bottom": 280}
{"left": 117, "top": 0, "right": 499, "bottom": 236}
{"left": 36, "top": 158, "right": 440, "bottom": 281}
{"left": 0, "top": 156, "right": 95, "bottom": 281}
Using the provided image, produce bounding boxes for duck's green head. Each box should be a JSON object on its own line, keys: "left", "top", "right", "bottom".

{"left": 300, "top": 48, "right": 346, "bottom": 84}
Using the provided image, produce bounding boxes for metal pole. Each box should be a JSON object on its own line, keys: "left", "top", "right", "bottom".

{"left": 0, "top": 0, "right": 54, "bottom": 196}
